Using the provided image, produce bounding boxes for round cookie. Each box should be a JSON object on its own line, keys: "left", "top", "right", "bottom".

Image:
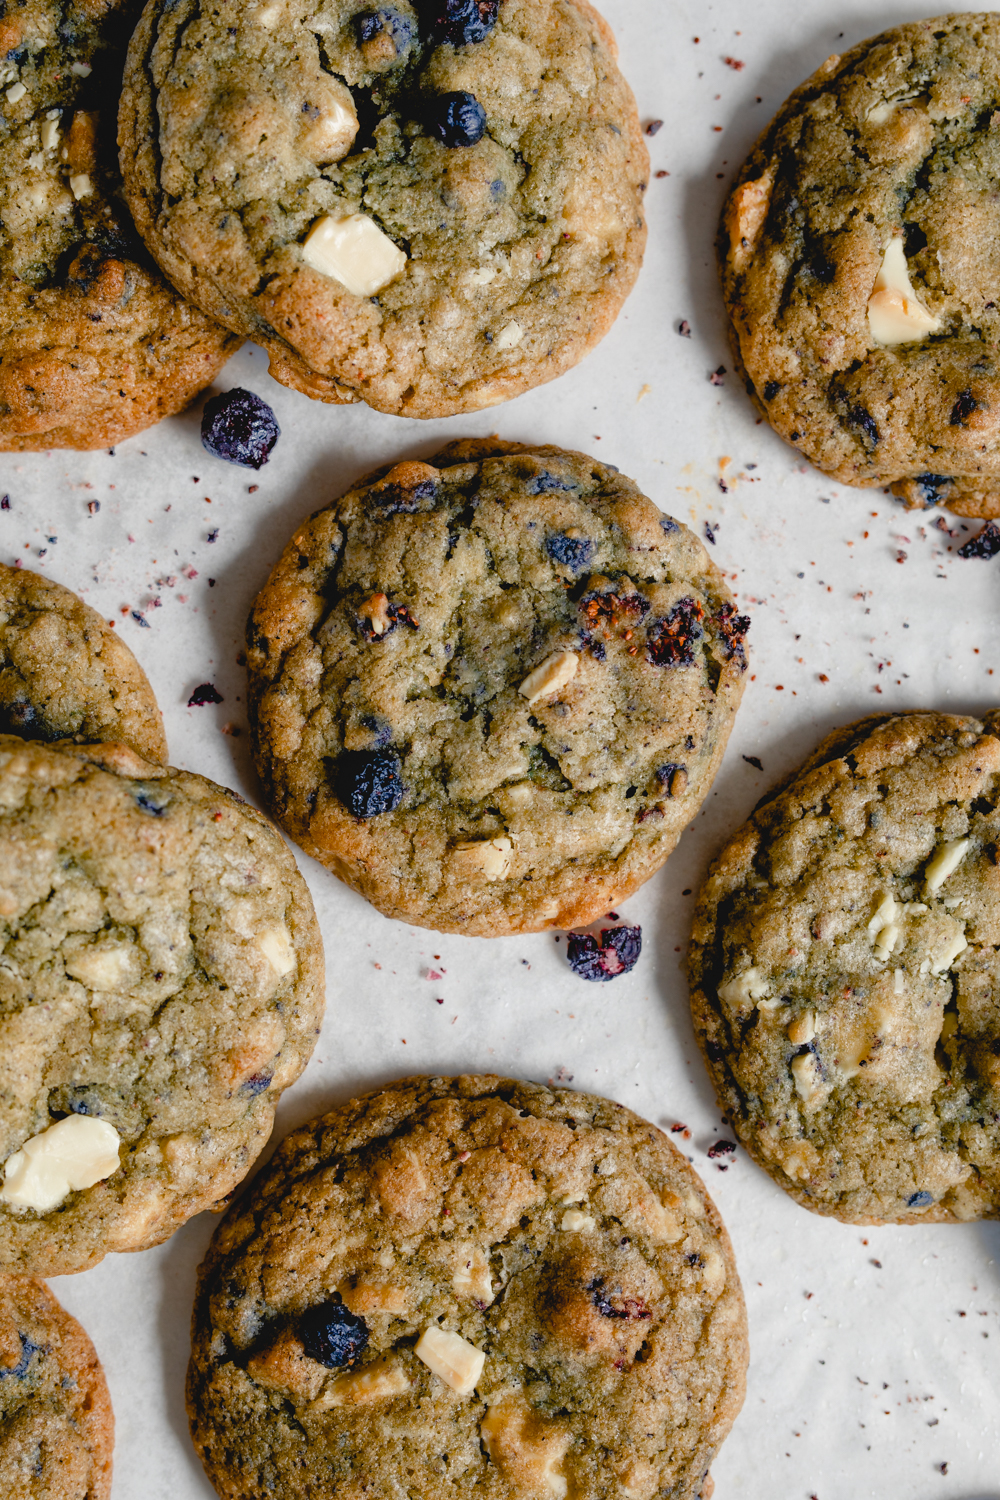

{"left": 0, "top": 0, "right": 238, "bottom": 451}
{"left": 688, "top": 710, "right": 1000, "bottom": 1225}
{"left": 187, "top": 1074, "right": 747, "bottom": 1500}
{"left": 0, "top": 1273, "right": 113, "bottom": 1500}
{"left": 0, "top": 564, "right": 167, "bottom": 762}
{"left": 0, "top": 735, "right": 324, "bottom": 1276}
{"left": 721, "top": 13, "right": 1000, "bottom": 518}
{"left": 246, "top": 439, "right": 750, "bottom": 935}
{"left": 119, "top": 0, "right": 647, "bottom": 418}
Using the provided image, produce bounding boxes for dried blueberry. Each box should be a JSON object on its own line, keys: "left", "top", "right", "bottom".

{"left": 950, "top": 389, "right": 979, "bottom": 426}
{"left": 0, "top": 1335, "right": 40, "bottom": 1380}
{"left": 762, "top": 380, "right": 781, "bottom": 401}
{"left": 566, "top": 924, "right": 642, "bottom": 982}
{"left": 425, "top": 0, "right": 499, "bottom": 46}
{"left": 958, "top": 521, "right": 1000, "bottom": 559}
{"left": 545, "top": 533, "right": 594, "bottom": 572}
{"left": 299, "top": 1302, "right": 369, "bottom": 1368}
{"left": 188, "top": 682, "right": 223, "bottom": 707}
{"left": 707, "top": 1140, "right": 736, "bottom": 1159}
{"left": 714, "top": 600, "right": 751, "bottom": 670}
{"left": 912, "top": 473, "right": 952, "bottom": 507}
{"left": 201, "top": 388, "right": 280, "bottom": 470}
{"left": 426, "top": 91, "right": 487, "bottom": 147}
{"left": 367, "top": 478, "right": 438, "bottom": 516}
{"left": 354, "top": 6, "right": 415, "bottom": 51}
{"left": 646, "top": 597, "right": 705, "bottom": 667}
{"left": 333, "top": 748, "right": 405, "bottom": 817}
{"left": 906, "top": 1190, "right": 934, "bottom": 1208}
{"left": 528, "top": 471, "right": 575, "bottom": 495}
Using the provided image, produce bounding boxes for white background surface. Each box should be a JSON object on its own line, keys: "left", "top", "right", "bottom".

{"left": 2, "top": 1, "right": 999, "bottom": 1495}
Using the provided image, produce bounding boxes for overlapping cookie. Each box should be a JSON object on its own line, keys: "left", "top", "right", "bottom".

{"left": 0, "top": 563, "right": 167, "bottom": 761}
{"left": 187, "top": 1074, "right": 747, "bottom": 1500}
{"left": 721, "top": 13, "right": 1000, "bottom": 517}
{"left": 119, "top": 0, "right": 648, "bottom": 417}
{"left": 246, "top": 439, "right": 749, "bottom": 935}
{"left": 0, "top": 1273, "right": 113, "bottom": 1499}
{"left": 0, "top": 0, "right": 237, "bottom": 450}
{"left": 689, "top": 711, "right": 1000, "bottom": 1224}
{"left": 0, "top": 736, "right": 324, "bottom": 1275}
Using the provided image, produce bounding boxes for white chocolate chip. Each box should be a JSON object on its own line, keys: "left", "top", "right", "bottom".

{"left": 359, "top": 592, "right": 393, "bottom": 635}
{"left": 872, "top": 921, "right": 902, "bottom": 962}
{"left": 298, "top": 88, "right": 358, "bottom": 166}
{"left": 560, "top": 1207, "right": 596, "bottom": 1233}
{"left": 519, "top": 649, "right": 578, "bottom": 707}
{"left": 717, "top": 966, "right": 770, "bottom": 1009}
{"left": 70, "top": 61, "right": 92, "bottom": 77}
{"left": 930, "top": 929, "right": 968, "bottom": 974}
{"left": 790, "top": 1050, "right": 827, "bottom": 1108}
{"left": 64, "top": 943, "right": 137, "bottom": 992}
{"left": 893, "top": 967, "right": 905, "bottom": 995}
{"left": 256, "top": 924, "right": 296, "bottom": 978}
{"left": 925, "top": 838, "right": 971, "bottom": 894}
{"left": 313, "top": 1359, "right": 410, "bottom": 1409}
{"left": 5, "top": 81, "right": 26, "bottom": 104}
{"left": 786, "top": 1010, "right": 816, "bottom": 1047}
{"left": 867, "top": 239, "right": 941, "bottom": 346}
{"left": 301, "top": 214, "right": 406, "bottom": 297}
{"left": 867, "top": 891, "right": 898, "bottom": 936}
{"left": 494, "top": 320, "right": 524, "bottom": 350}
{"left": 450, "top": 836, "right": 513, "bottom": 881}
{"left": 0, "top": 1116, "right": 121, "bottom": 1212}
{"left": 414, "top": 1326, "right": 484, "bottom": 1395}
{"left": 69, "top": 173, "right": 92, "bottom": 200}
{"left": 40, "top": 111, "right": 59, "bottom": 150}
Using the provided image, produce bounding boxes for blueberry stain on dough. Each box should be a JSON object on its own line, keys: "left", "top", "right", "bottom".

{"left": 427, "top": 91, "right": 487, "bottom": 147}
{"left": 201, "top": 389, "right": 280, "bottom": 469}
{"left": 545, "top": 533, "right": 594, "bottom": 572}
{"left": 299, "top": 1302, "right": 369, "bottom": 1368}
{"left": 906, "top": 1191, "right": 934, "bottom": 1208}
{"left": 333, "top": 748, "right": 405, "bottom": 817}
{"left": 0, "top": 1334, "right": 40, "bottom": 1380}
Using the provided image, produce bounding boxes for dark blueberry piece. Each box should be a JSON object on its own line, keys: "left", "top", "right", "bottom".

{"left": 0, "top": 1334, "right": 40, "bottom": 1380}
{"left": 950, "top": 389, "right": 979, "bottom": 426}
{"left": 134, "top": 789, "right": 167, "bottom": 816}
{"left": 645, "top": 597, "right": 705, "bottom": 667}
{"left": 714, "top": 600, "right": 751, "bottom": 671}
{"left": 707, "top": 1140, "right": 736, "bottom": 1159}
{"left": 367, "top": 478, "right": 438, "bottom": 516}
{"left": 906, "top": 1190, "right": 934, "bottom": 1208}
{"left": 333, "top": 748, "right": 405, "bottom": 817}
{"left": 655, "top": 762, "right": 687, "bottom": 796}
{"left": 240, "top": 1072, "right": 273, "bottom": 1096}
{"left": 299, "top": 1301, "right": 369, "bottom": 1368}
{"left": 545, "top": 533, "right": 594, "bottom": 572}
{"left": 354, "top": 6, "right": 415, "bottom": 53}
{"left": 841, "top": 399, "right": 879, "bottom": 449}
{"left": 426, "top": 91, "right": 487, "bottom": 147}
{"left": 959, "top": 521, "right": 1000, "bottom": 559}
{"left": 762, "top": 380, "right": 780, "bottom": 401}
{"left": 527, "top": 471, "right": 575, "bottom": 495}
{"left": 912, "top": 473, "right": 952, "bottom": 507}
{"left": 0, "top": 698, "right": 38, "bottom": 735}
{"left": 201, "top": 388, "right": 280, "bottom": 470}
{"left": 566, "top": 924, "right": 642, "bottom": 982}
{"left": 425, "top": 0, "right": 499, "bottom": 47}
{"left": 659, "top": 515, "right": 679, "bottom": 534}
{"left": 188, "top": 682, "right": 223, "bottom": 707}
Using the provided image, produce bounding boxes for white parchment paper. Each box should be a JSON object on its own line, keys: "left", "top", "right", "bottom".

{"left": 2, "top": 1, "right": 999, "bottom": 1495}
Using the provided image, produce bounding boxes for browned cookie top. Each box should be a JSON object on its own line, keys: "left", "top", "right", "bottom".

{"left": 187, "top": 1075, "right": 747, "bottom": 1500}
{"left": 721, "top": 13, "right": 1000, "bottom": 518}
{"left": 0, "top": 0, "right": 237, "bottom": 451}
{"left": 119, "top": 0, "right": 647, "bottom": 417}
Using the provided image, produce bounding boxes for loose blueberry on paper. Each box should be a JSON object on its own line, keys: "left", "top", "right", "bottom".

{"left": 201, "top": 388, "right": 280, "bottom": 469}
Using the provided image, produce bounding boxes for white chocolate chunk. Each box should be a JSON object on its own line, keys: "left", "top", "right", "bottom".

{"left": 925, "top": 838, "right": 971, "bottom": 894}
{"left": 256, "top": 924, "right": 296, "bottom": 977}
{"left": 70, "top": 61, "right": 91, "bottom": 77}
{"left": 5, "top": 81, "right": 26, "bottom": 104}
{"left": 494, "top": 320, "right": 524, "bottom": 350}
{"left": 872, "top": 921, "right": 902, "bottom": 962}
{"left": 451, "top": 836, "right": 512, "bottom": 881}
{"left": 717, "top": 966, "right": 770, "bottom": 1009}
{"left": 786, "top": 1010, "right": 816, "bottom": 1047}
{"left": 560, "top": 1207, "right": 596, "bottom": 1233}
{"left": 867, "top": 239, "right": 941, "bottom": 346}
{"left": 314, "top": 1359, "right": 410, "bottom": 1409}
{"left": 64, "top": 943, "right": 136, "bottom": 991}
{"left": 69, "top": 173, "right": 92, "bottom": 201}
{"left": 298, "top": 88, "right": 358, "bottom": 165}
{"left": 414, "top": 1326, "right": 484, "bottom": 1395}
{"left": 301, "top": 214, "right": 406, "bottom": 297}
{"left": 0, "top": 1116, "right": 121, "bottom": 1212}
{"left": 868, "top": 891, "right": 897, "bottom": 936}
{"left": 519, "top": 650, "right": 578, "bottom": 707}
{"left": 790, "top": 1050, "right": 827, "bottom": 1108}
{"left": 930, "top": 929, "right": 968, "bottom": 974}
{"left": 481, "top": 1399, "right": 570, "bottom": 1497}
{"left": 40, "top": 115, "right": 59, "bottom": 150}
{"left": 452, "top": 1246, "right": 494, "bottom": 1304}
{"left": 894, "top": 967, "right": 905, "bottom": 995}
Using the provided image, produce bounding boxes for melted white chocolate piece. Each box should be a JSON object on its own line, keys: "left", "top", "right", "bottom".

{"left": 867, "top": 239, "right": 941, "bottom": 346}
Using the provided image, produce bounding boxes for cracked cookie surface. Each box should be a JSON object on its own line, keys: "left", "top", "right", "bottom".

{"left": 0, "top": 735, "right": 324, "bottom": 1275}
{"left": 246, "top": 439, "right": 749, "bottom": 935}
{"left": 0, "top": 563, "right": 166, "bottom": 762}
{"left": 119, "top": 0, "right": 647, "bottom": 417}
{"left": 187, "top": 1074, "right": 747, "bottom": 1500}
{"left": 0, "top": 0, "right": 237, "bottom": 450}
{"left": 721, "top": 13, "right": 1000, "bottom": 517}
{"left": 689, "top": 711, "right": 1000, "bottom": 1224}
{"left": 0, "top": 1273, "right": 113, "bottom": 1500}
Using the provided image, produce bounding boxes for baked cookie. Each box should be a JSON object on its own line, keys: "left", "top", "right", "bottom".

{"left": 0, "top": 735, "right": 324, "bottom": 1276}
{"left": 119, "top": 0, "right": 647, "bottom": 418}
{"left": 187, "top": 1074, "right": 747, "bottom": 1500}
{"left": 0, "top": 0, "right": 237, "bottom": 451}
{"left": 721, "top": 13, "right": 1000, "bottom": 518}
{"left": 246, "top": 439, "right": 749, "bottom": 935}
{"left": 0, "top": 1273, "right": 113, "bottom": 1500}
{"left": 0, "top": 564, "right": 167, "bottom": 762}
{"left": 689, "top": 710, "right": 1000, "bottom": 1224}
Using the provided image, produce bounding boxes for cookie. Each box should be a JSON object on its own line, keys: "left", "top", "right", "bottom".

{"left": 688, "top": 709, "right": 1000, "bottom": 1224}
{"left": 0, "top": 735, "right": 324, "bottom": 1275}
{"left": 187, "top": 1074, "right": 747, "bottom": 1500}
{"left": 720, "top": 13, "right": 1000, "bottom": 518}
{"left": 0, "top": 0, "right": 238, "bottom": 451}
{"left": 118, "top": 0, "right": 647, "bottom": 418}
{"left": 0, "top": 564, "right": 167, "bottom": 762}
{"left": 0, "top": 1273, "right": 113, "bottom": 1500}
{"left": 246, "top": 439, "right": 749, "bottom": 935}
